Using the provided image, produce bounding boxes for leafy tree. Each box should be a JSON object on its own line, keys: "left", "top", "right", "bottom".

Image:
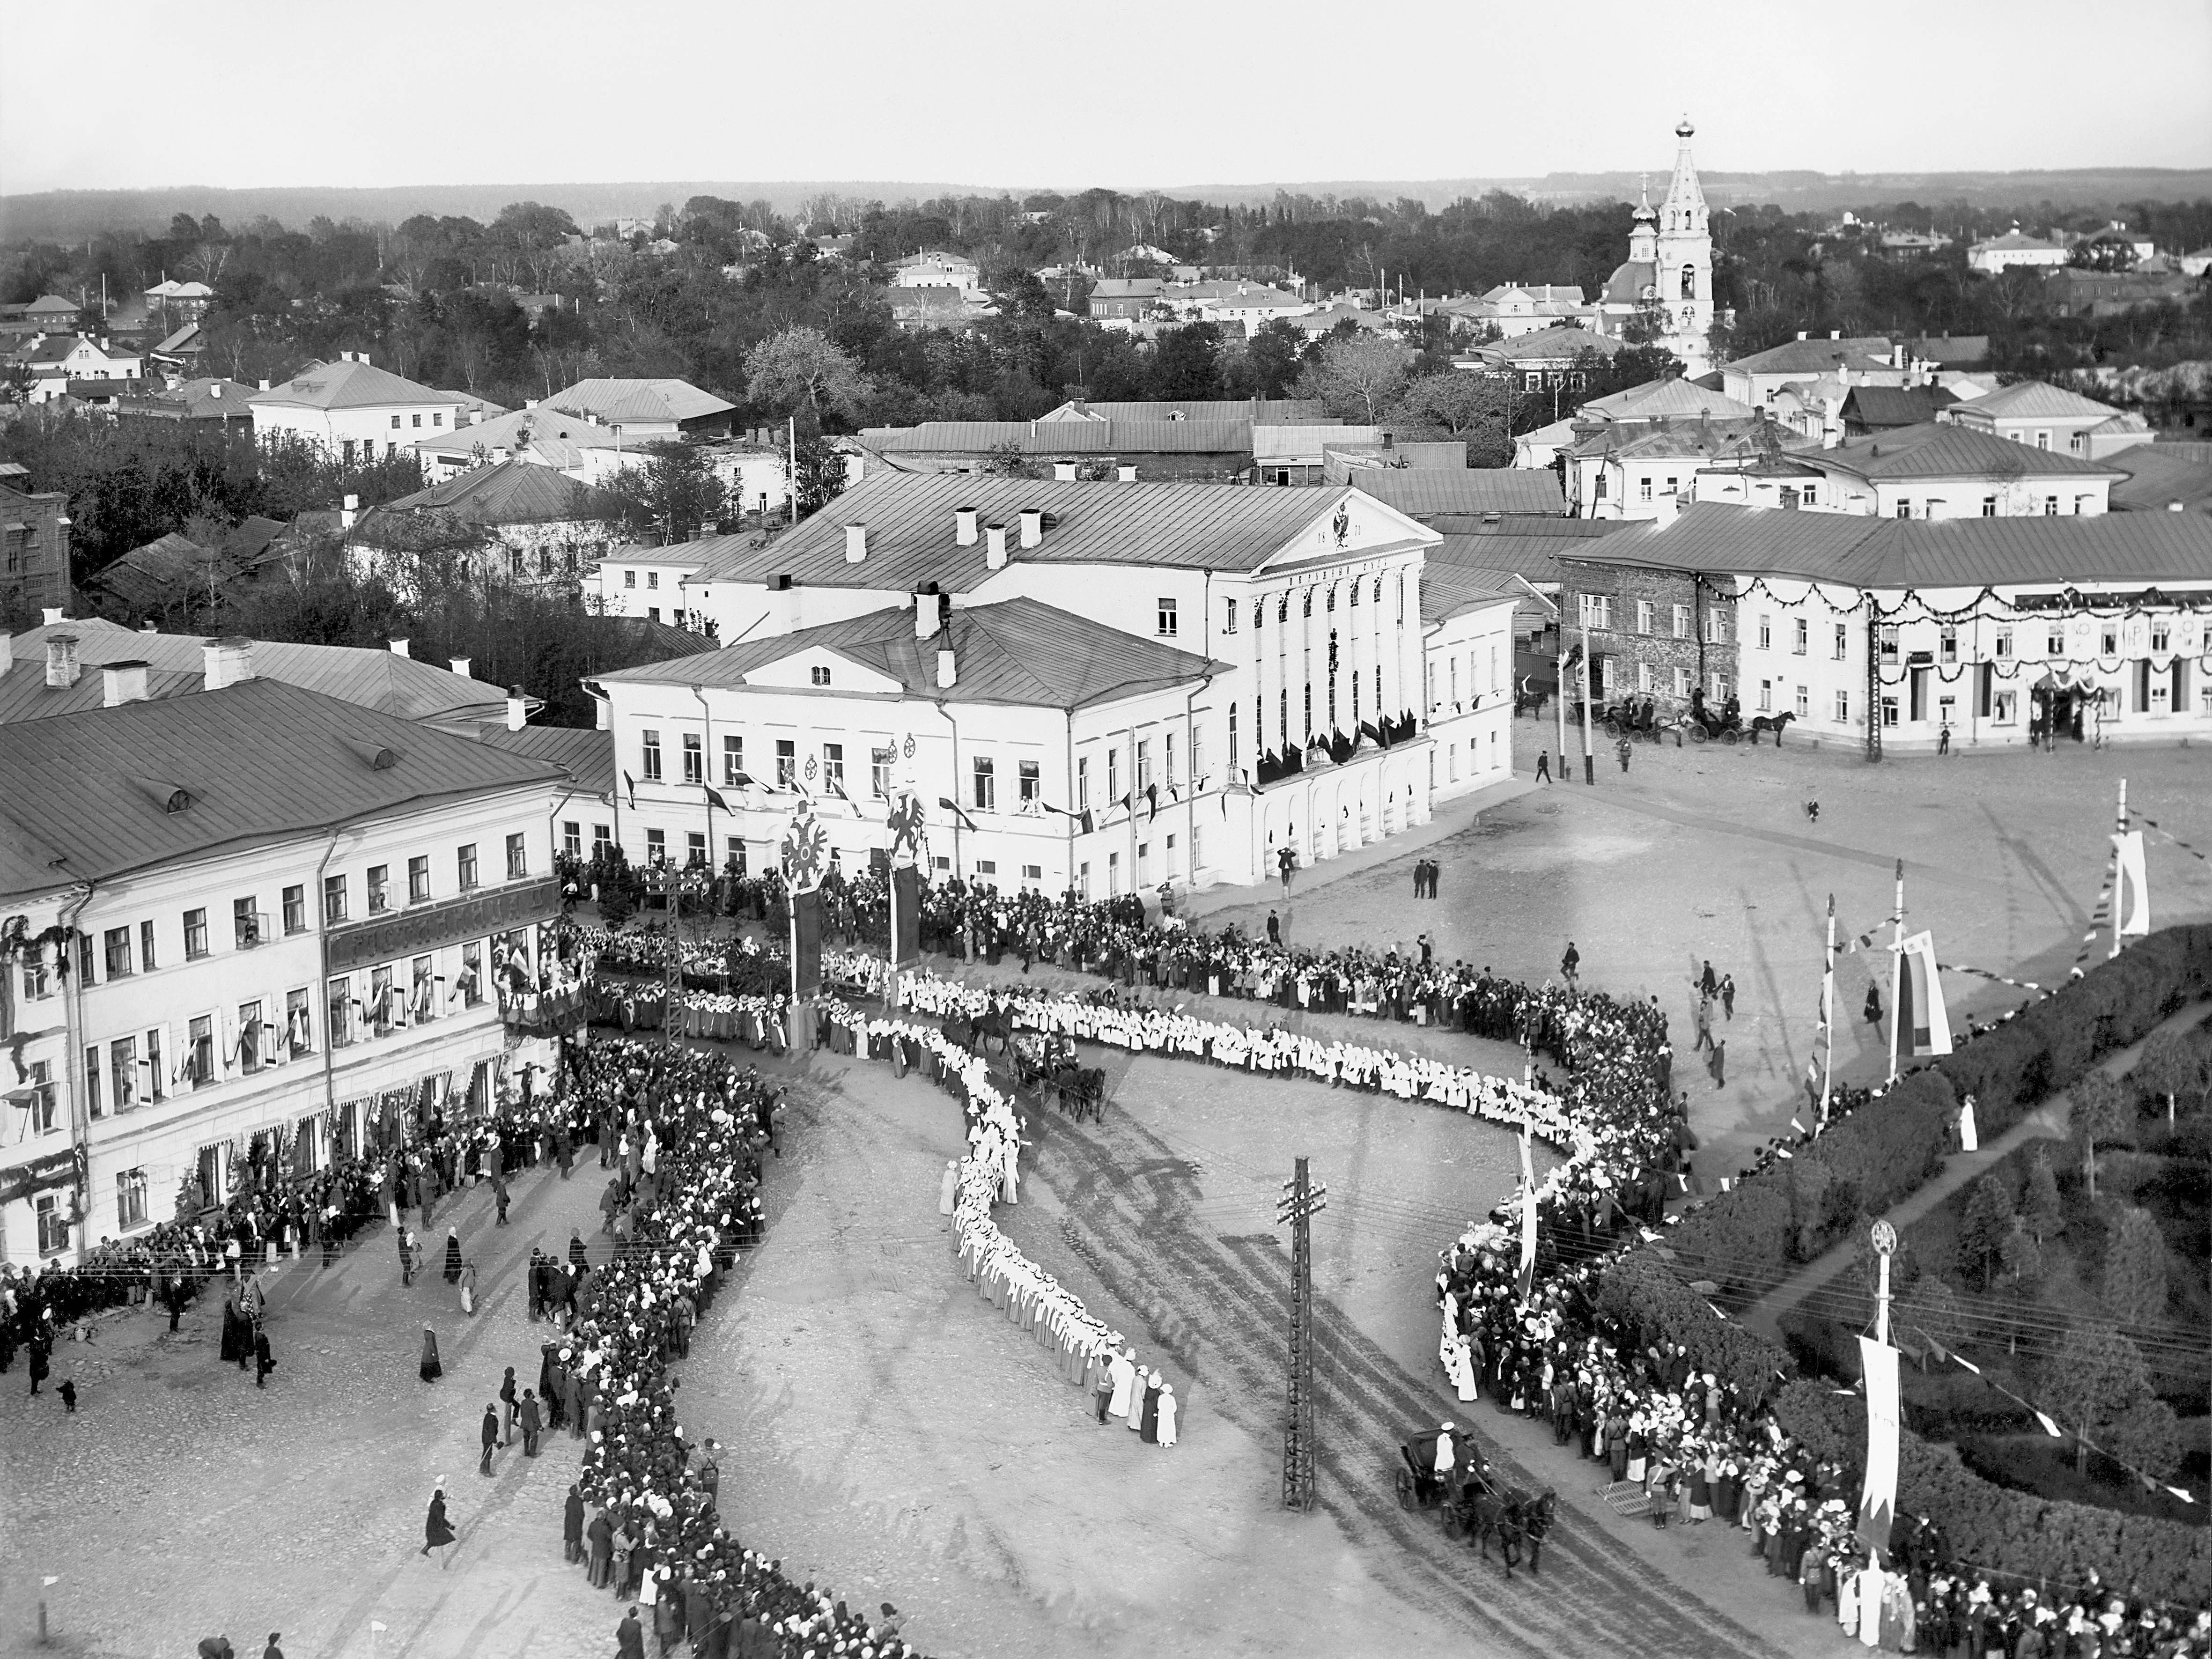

{"left": 2038, "top": 1320, "right": 2157, "bottom": 1475}
{"left": 2072, "top": 1071, "right": 2136, "bottom": 1200}
{"left": 1150, "top": 324, "right": 1224, "bottom": 400}
{"left": 1294, "top": 332, "right": 1409, "bottom": 424}
{"left": 743, "top": 326, "right": 870, "bottom": 425}
{"left": 1393, "top": 370, "right": 1510, "bottom": 436}
{"left": 598, "top": 442, "right": 726, "bottom": 540}
{"left": 1895, "top": 1274, "right": 1967, "bottom": 1368}
{"left": 2132, "top": 1031, "right": 2206, "bottom": 1127}
{"left": 792, "top": 431, "right": 848, "bottom": 520}
{"left": 1996, "top": 1219, "right": 2045, "bottom": 1355}
{"left": 2102, "top": 1205, "right": 2169, "bottom": 1329}
{"left": 1959, "top": 1172, "right": 2016, "bottom": 1291}
{"left": 2105, "top": 1394, "right": 2183, "bottom": 1482}
{"left": 1243, "top": 318, "right": 1306, "bottom": 399}
{"left": 2021, "top": 1147, "right": 2064, "bottom": 1247}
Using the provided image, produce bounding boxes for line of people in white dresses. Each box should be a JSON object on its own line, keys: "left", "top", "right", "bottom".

{"left": 821, "top": 996, "right": 1178, "bottom": 1452}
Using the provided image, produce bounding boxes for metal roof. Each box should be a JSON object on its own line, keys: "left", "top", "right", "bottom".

{"left": 371, "top": 457, "right": 599, "bottom": 525}
{"left": 680, "top": 471, "right": 1363, "bottom": 591}
{"left": 479, "top": 725, "right": 617, "bottom": 800}
{"left": 0, "top": 678, "right": 561, "bottom": 899}
{"left": 1566, "top": 501, "right": 2212, "bottom": 590}
{"left": 1420, "top": 562, "right": 1525, "bottom": 626}
{"left": 1036, "top": 399, "right": 1326, "bottom": 424}
{"left": 408, "top": 406, "right": 625, "bottom": 457}
{"left": 1582, "top": 379, "right": 1757, "bottom": 423}
{"left": 546, "top": 378, "right": 735, "bottom": 425}
{"left": 1814, "top": 422, "right": 2122, "bottom": 483}
{"left": 1349, "top": 469, "right": 1564, "bottom": 516}
{"left": 1723, "top": 336, "right": 1895, "bottom": 377}
{"left": 597, "top": 596, "right": 1225, "bottom": 711}
{"left": 860, "top": 417, "right": 1286, "bottom": 456}
{"left": 1947, "top": 381, "right": 2121, "bottom": 422}
{"left": 1428, "top": 532, "right": 1595, "bottom": 589}
{"left": 2105, "top": 446, "right": 2212, "bottom": 515}
{"left": 249, "top": 358, "right": 458, "bottom": 411}
{"left": 1, "top": 618, "right": 512, "bottom": 728}
{"left": 1841, "top": 386, "right": 1959, "bottom": 429}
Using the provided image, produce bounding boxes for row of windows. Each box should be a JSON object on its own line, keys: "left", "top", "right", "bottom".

{"left": 1892, "top": 494, "right": 2090, "bottom": 519}
{"left": 1578, "top": 597, "right": 1733, "bottom": 642}
{"left": 1246, "top": 578, "right": 1406, "bottom": 633}
{"left": 37, "top": 839, "right": 528, "bottom": 995}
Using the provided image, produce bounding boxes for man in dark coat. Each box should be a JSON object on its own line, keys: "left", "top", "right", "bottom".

{"left": 479, "top": 1403, "right": 499, "bottom": 1475}
{"left": 615, "top": 1607, "right": 646, "bottom": 1659}
{"left": 520, "top": 1389, "right": 542, "bottom": 1456}
{"left": 253, "top": 1325, "right": 275, "bottom": 1388}
{"left": 563, "top": 1484, "right": 586, "bottom": 1562}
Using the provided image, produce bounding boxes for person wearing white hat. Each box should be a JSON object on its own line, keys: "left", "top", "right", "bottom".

{"left": 937, "top": 1161, "right": 959, "bottom": 1217}
{"left": 1157, "top": 1384, "right": 1178, "bottom": 1447}
{"left": 1107, "top": 1347, "right": 1137, "bottom": 1422}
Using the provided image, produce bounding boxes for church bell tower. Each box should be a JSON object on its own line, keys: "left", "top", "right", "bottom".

{"left": 1654, "top": 117, "right": 1714, "bottom": 371}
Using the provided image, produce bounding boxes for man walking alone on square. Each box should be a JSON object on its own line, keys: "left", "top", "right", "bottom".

{"left": 479, "top": 1402, "right": 500, "bottom": 1475}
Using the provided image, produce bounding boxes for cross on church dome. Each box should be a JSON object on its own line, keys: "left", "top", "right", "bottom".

{"left": 1675, "top": 116, "right": 1695, "bottom": 138}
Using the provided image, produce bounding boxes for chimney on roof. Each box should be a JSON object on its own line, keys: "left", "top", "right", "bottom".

{"left": 450, "top": 656, "right": 472, "bottom": 678}
{"left": 507, "top": 686, "right": 528, "bottom": 731}
{"left": 208, "top": 383, "right": 221, "bottom": 398}
{"left": 42, "top": 607, "right": 65, "bottom": 626}
{"left": 102, "top": 660, "right": 150, "bottom": 707}
{"left": 0, "top": 633, "right": 9, "bottom": 676}
{"left": 389, "top": 637, "right": 411, "bottom": 658}
{"left": 954, "top": 506, "right": 980, "bottom": 546}
{"left": 141, "top": 620, "right": 157, "bottom": 632}
{"left": 914, "top": 587, "right": 939, "bottom": 640}
{"left": 1116, "top": 465, "right": 1137, "bottom": 483}
{"left": 1018, "top": 507, "right": 1043, "bottom": 549}
{"left": 258, "top": 379, "right": 270, "bottom": 391}
{"left": 984, "top": 524, "right": 1009, "bottom": 569}
{"left": 471, "top": 408, "right": 483, "bottom": 424}
{"left": 203, "top": 637, "right": 255, "bottom": 690}
{"left": 2170, "top": 500, "right": 2186, "bottom": 513}
{"left": 1796, "top": 331, "right": 1807, "bottom": 342}
{"left": 844, "top": 523, "right": 868, "bottom": 563}
{"left": 936, "top": 645, "right": 957, "bottom": 689}
{"left": 341, "top": 491, "right": 360, "bottom": 532}
{"left": 357, "top": 352, "right": 370, "bottom": 367}
{"left": 1053, "top": 461, "right": 1077, "bottom": 482}
{"left": 44, "top": 634, "right": 81, "bottom": 689}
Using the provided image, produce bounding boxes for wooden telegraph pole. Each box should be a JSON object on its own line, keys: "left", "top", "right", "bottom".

{"left": 1276, "top": 1158, "right": 1327, "bottom": 1511}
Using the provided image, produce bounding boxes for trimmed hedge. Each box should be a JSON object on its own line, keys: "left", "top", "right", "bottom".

{"left": 1666, "top": 925, "right": 2212, "bottom": 1295}
{"left": 1592, "top": 1249, "right": 1789, "bottom": 1401}
{"left": 1770, "top": 1381, "right": 2212, "bottom": 1605}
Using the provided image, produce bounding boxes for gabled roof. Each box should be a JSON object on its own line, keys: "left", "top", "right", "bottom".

{"left": 1723, "top": 336, "right": 1895, "bottom": 377}
{"left": 859, "top": 418, "right": 1262, "bottom": 457}
{"left": 1840, "top": 385, "right": 1959, "bottom": 429}
{"left": 370, "top": 457, "right": 600, "bottom": 526}
{"left": 1971, "top": 229, "right": 2064, "bottom": 252}
{"left": 1902, "top": 335, "right": 1989, "bottom": 368}
{"left": 1, "top": 618, "right": 513, "bottom": 728}
{"left": 250, "top": 358, "right": 457, "bottom": 411}
{"left": 1946, "top": 380, "right": 2119, "bottom": 422}
{"left": 1483, "top": 326, "right": 1620, "bottom": 364}
{"left": 599, "top": 595, "right": 1224, "bottom": 712}
{"left": 1428, "top": 533, "right": 1580, "bottom": 590}
{"left": 1574, "top": 416, "right": 1783, "bottom": 463}
{"left": 23, "top": 295, "right": 80, "bottom": 316}
{"left": 1349, "top": 469, "right": 1564, "bottom": 516}
{"left": 2103, "top": 445, "right": 2212, "bottom": 514}
{"left": 152, "top": 322, "right": 204, "bottom": 355}
{"left": 545, "top": 377, "right": 735, "bottom": 426}
{"left": 1581, "top": 379, "right": 1756, "bottom": 423}
{"left": 85, "top": 516, "right": 286, "bottom": 610}
{"left": 1813, "top": 421, "right": 2121, "bottom": 483}
{"left": 679, "top": 471, "right": 1393, "bottom": 591}
{"left": 407, "top": 405, "right": 627, "bottom": 459}
{"left": 1088, "top": 279, "right": 1164, "bottom": 300}
{"left": 1420, "top": 563, "right": 1523, "bottom": 627}
{"left": 0, "top": 679, "right": 560, "bottom": 898}
{"left": 1035, "top": 398, "right": 1325, "bottom": 424}
{"left": 1569, "top": 500, "right": 2212, "bottom": 590}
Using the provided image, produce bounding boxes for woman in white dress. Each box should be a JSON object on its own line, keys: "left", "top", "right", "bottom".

{"left": 1157, "top": 1384, "right": 1178, "bottom": 1446}
{"left": 1446, "top": 1333, "right": 1480, "bottom": 1403}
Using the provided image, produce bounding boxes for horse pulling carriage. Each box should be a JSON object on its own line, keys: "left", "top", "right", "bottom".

{"left": 1010, "top": 1030, "right": 1107, "bottom": 1121}
{"left": 1393, "top": 1428, "right": 1556, "bottom": 1578}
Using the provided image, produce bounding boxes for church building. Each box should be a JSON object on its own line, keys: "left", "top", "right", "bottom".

{"left": 1600, "top": 118, "right": 1717, "bottom": 375}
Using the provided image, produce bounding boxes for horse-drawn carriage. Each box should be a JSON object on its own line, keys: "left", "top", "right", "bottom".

{"left": 1394, "top": 1428, "right": 1556, "bottom": 1578}
{"left": 1010, "top": 1030, "right": 1107, "bottom": 1121}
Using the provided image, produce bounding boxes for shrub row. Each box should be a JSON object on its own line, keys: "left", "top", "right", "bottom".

{"left": 1769, "top": 1381, "right": 2212, "bottom": 1605}
{"left": 1591, "top": 1248, "right": 1791, "bottom": 1402}
{"left": 1666, "top": 925, "right": 2212, "bottom": 1294}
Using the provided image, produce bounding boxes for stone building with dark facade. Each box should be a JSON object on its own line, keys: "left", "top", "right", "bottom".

{"left": 0, "top": 479, "right": 72, "bottom": 626}
{"left": 1555, "top": 534, "right": 1742, "bottom": 712}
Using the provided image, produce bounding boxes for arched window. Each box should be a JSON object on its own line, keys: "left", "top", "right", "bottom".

{"left": 1279, "top": 595, "right": 1290, "bottom": 624}
{"left": 1301, "top": 591, "right": 1312, "bottom": 619}
{"left": 1680, "top": 263, "right": 1696, "bottom": 300}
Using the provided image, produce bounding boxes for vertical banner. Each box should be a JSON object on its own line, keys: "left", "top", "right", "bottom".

{"left": 892, "top": 865, "right": 923, "bottom": 967}
{"left": 792, "top": 887, "right": 824, "bottom": 996}
{"left": 1857, "top": 1335, "right": 1901, "bottom": 1559}
{"left": 1515, "top": 1126, "right": 1537, "bottom": 1302}
{"left": 1892, "top": 941, "right": 1914, "bottom": 1074}
{"left": 1898, "top": 931, "right": 1952, "bottom": 1056}
{"left": 2112, "top": 830, "right": 2150, "bottom": 938}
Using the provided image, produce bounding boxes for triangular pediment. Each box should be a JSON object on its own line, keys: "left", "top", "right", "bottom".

{"left": 1253, "top": 489, "right": 1440, "bottom": 574}
{"left": 741, "top": 644, "right": 902, "bottom": 695}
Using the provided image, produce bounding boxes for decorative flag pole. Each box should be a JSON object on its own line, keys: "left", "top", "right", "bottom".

{"left": 2109, "top": 776, "right": 2128, "bottom": 960}
{"left": 1887, "top": 859, "right": 1906, "bottom": 1084}
{"left": 1858, "top": 1220, "right": 1902, "bottom": 1561}
{"left": 1820, "top": 893, "right": 1837, "bottom": 1127}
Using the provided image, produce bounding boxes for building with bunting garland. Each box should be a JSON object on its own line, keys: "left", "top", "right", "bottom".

{"left": 0, "top": 673, "right": 564, "bottom": 1267}
{"left": 1555, "top": 502, "right": 2212, "bottom": 752}
{"left": 586, "top": 470, "right": 1481, "bottom": 892}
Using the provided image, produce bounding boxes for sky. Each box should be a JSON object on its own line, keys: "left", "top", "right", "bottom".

{"left": 4, "top": 0, "right": 2211, "bottom": 196}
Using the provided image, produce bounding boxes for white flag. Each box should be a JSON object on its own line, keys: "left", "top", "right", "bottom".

{"left": 1894, "top": 930, "right": 1952, "bottom": 1057}
{"left": 2112, "top": 831, "right": 2150, "bottom": 937}
{"left": 1858, "top": 1335, "right": 1901, "bottom": 1557}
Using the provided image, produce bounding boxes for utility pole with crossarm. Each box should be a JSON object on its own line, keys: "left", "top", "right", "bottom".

{"left": 1277, "top": 1157, "right": 1327, "bottom": 1511}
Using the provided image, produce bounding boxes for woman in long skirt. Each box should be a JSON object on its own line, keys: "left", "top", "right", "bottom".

{"left": 420, "top": 1323, "right": 442, "bottom": 1382}
{"left": 442, "top": 1228, "right": 463, "bottom": 1284}
{"left": 421, "top": 1485, "right": 456, "bottom": 1565}
{"left": 1157, "top": 1384, "right": 1178, "bottom": 1446}
{"left": 458, "top": 1262, "right": 477, "bottom": 1317}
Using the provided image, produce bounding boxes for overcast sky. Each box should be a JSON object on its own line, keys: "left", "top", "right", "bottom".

{"left": 5, "top": 0, "right": 2210, "bottom": 196}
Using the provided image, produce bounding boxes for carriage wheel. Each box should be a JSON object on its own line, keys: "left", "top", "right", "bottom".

{"left": 1602, "top": 718, "right": 1622, "bottom": 739}
{"left": 1394, "top": 1467, "right": 1416, "bottom": 1512}
{"left": 1688, "top": 725, "right": 1708, "bottom": 745}
{"left": 1722, "top": 729, "right": 1740, "bottom": 746}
